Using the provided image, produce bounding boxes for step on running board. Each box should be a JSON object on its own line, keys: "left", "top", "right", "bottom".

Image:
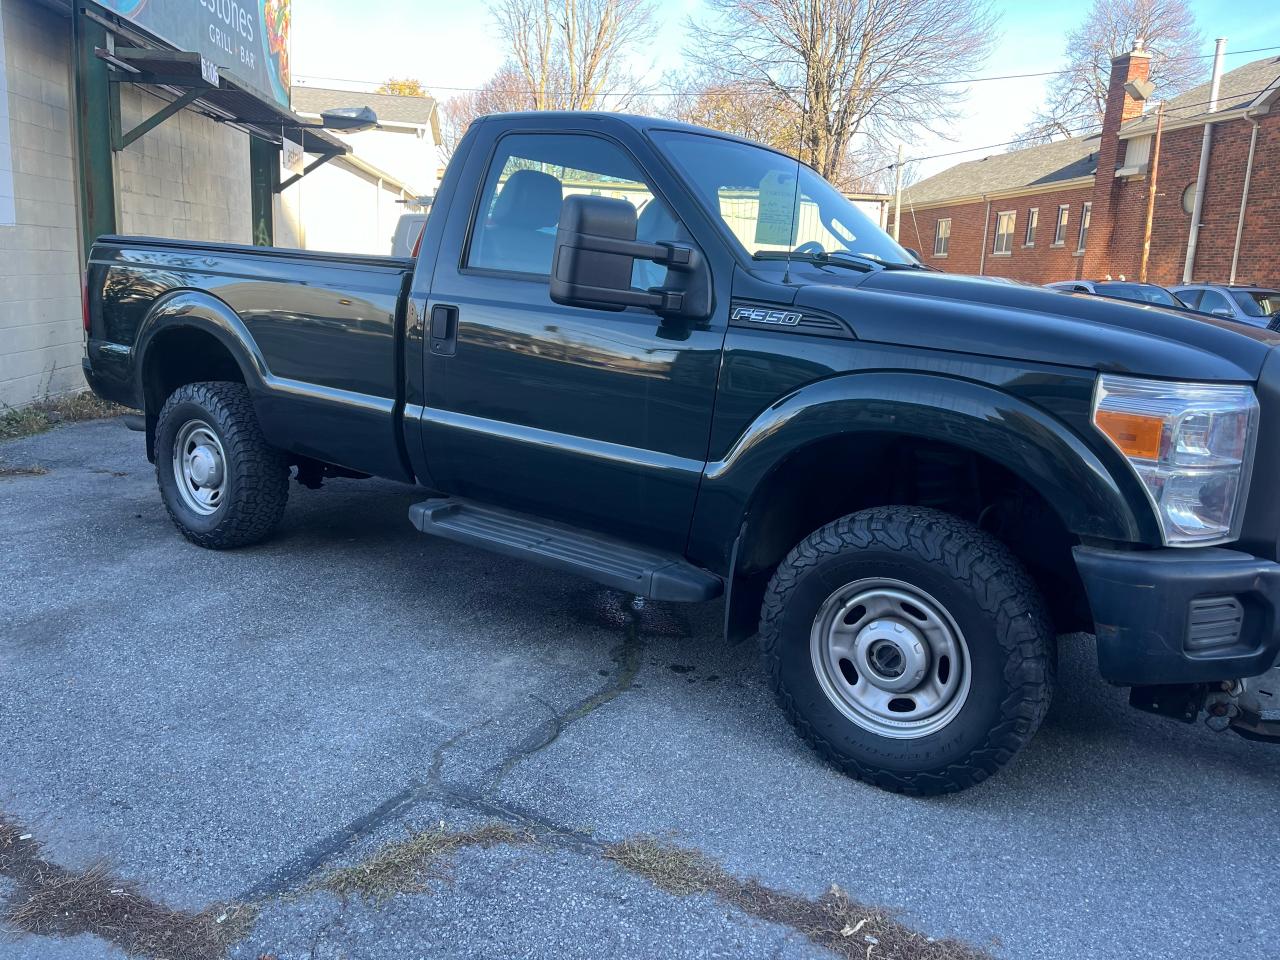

{"left": 409, "top": 498, "right": 722, "bottom": 602}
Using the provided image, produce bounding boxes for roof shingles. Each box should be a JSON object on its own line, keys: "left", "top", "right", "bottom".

{"left": 904, "top": 135, "right": 1099, "bottom": 207}
{"left": 290, "top": 85, "right": 438, "bottom": 126}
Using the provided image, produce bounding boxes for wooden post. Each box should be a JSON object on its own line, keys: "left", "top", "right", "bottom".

{"left": 1139, "top": 101, "right": 1164, "bottom": 283}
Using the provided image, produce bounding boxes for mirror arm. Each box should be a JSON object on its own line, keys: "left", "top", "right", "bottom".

{"left": 560, "top": 232, "right": 696, "bottom": 271}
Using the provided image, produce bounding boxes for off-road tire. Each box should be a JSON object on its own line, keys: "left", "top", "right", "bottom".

{"left": 759, "top": 506, "right": 1054, "bottom": 795}
{"left": 155, "top": 381, "right": 289, "bottom": 549}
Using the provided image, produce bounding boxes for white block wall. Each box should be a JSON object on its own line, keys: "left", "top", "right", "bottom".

{"left": 116, "top": 85, "right": 251, "bottom": 244}
{"left": 0, "top": 0, "right": 83, "bottom": 408}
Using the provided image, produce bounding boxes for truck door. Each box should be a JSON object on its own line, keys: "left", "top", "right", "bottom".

{"left": 418, "top": 128, "right": 726, "bottom": 552}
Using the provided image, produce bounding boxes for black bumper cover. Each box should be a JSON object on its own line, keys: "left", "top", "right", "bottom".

{"left": 1074, "top": 545, "right": 1280, "bottom": 685}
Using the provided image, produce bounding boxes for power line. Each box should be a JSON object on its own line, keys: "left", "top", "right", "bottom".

{"left": 291, "top": 42, "right": 1280, "bottom": 99}
{"left": 873, "top": 82, "right": 1277, "bottom": 180}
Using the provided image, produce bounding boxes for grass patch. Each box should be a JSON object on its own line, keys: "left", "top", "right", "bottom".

{"left": 0, "top": 392, "right": 131, "bottom": 442}
{"left": 0, "top": 465, "right": 49, "bottom": 479}
{"left": 317, "top": 822, "right": 534, "bottom": 903}
{"left": 0, "top": 819, "right": 254, "bottom": 960}
{"left": 605, "top": 836, "right": 992, "bottom": 960}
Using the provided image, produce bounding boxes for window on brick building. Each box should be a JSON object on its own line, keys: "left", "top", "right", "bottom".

{"left": 1053, "top": 205, "right": 1070, "bottom": 245}
{"left": 1077, "top": 202, "right": 1091, "bottom": 253}
{"left": 993, "top": 211, "right": 1015, "bottom": 254}
{"left": 934, "top": 218, "right": 950, "bottom": 256}
{"left": 1024, "top": 208, "right": 1038, "bottom": 246}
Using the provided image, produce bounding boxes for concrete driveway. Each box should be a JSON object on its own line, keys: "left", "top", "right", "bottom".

{"left": 2, "top": 417, "right": 1279, "bottom": 960}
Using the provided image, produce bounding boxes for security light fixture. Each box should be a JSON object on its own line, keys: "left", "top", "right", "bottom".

{"left": 319, "top": 106, "right": 379, "bottom": 132}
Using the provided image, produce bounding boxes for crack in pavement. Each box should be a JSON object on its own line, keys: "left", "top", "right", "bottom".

{"left": 241, "top": 594, "right": 645, "bottom": 901}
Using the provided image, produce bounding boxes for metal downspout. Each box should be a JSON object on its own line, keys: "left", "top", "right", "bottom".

{"left": 1182, "top": 38, "right": 1227, "bottom": 283}
{"left": 979, "top": 198, "right": 990, "bottom": 275}
{"left": 1229, "top": 113, "right": 1261, "bottom": 285}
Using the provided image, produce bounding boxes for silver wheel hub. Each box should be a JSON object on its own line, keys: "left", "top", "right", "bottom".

{"left": 810, "top": 578, "right": 971, "bottom": 739}
{"left": 172, "top": 420, "right": 227, "bottom": 516}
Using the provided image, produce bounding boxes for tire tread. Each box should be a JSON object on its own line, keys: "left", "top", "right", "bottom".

{"left": 155, "top": 381, "right": 289, "bottom": 549}
{"left": 758, "top": 506, "right": 1054, "bottom": 795}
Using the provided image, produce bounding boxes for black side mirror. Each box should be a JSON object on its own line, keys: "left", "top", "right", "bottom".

{"left": 903, "top": 246, "right": 922, "bottom": 262}
{"left": 550, "top": 195, "right": 710, "bottom": 319}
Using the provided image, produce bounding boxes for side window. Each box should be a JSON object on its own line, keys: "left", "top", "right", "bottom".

{"left": 466, "top": 132, "right": 670, "bottom": 289}
{"left": 1198, "top": 290, "right": 1232, "bottom": 315}
{"left": 1178, "top": 289, "right": 1203, "bottom": 309}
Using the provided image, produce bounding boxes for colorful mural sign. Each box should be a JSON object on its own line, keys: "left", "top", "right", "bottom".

{"left": 95, "top": 0, "right": 291, "bottom": 108}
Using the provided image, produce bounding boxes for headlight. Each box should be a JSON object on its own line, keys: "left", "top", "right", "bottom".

{"left": 1092, "top": 374, "right": 1258, "bottom": 545}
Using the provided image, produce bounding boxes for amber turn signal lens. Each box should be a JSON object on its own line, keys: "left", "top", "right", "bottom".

{"left": 1094, "top": 409, "right": 1163, "bottom": 460}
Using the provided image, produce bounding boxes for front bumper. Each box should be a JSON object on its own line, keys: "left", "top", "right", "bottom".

{"left": 1074, "top": 545, "right": 1280, "bottom": 685}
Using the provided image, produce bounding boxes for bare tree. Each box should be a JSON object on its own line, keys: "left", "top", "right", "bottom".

{"left": 689, "top": 0, "right": 997, "bottom": 186}
{"left": 1017, "top": 0, "right": 1203, "bottom": 145}
{"left": 670, "top": 73, "right": 802, "bottom": 154}
{"left": 670, "top": 72, "right": 896, "bottom": 191}
{"left": 441, "top": 67, "right": 535, "bottom": 160}
{"left": 494, "top": 0, "right": 656, "bottom": 110}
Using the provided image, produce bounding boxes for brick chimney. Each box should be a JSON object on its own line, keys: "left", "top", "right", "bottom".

{"left": 1081, "top": 41, "right": 1153, "bottom": 278}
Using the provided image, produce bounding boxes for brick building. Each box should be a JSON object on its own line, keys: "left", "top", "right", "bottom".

{"left": 901, "top": 45, "right": 1280, "bottom": 289}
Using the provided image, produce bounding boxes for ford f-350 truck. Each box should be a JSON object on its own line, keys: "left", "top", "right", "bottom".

{"left": 83, "top": 112, "right": 1280, "bottom": 793}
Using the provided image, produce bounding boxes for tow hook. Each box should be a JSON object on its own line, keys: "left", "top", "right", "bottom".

{"left": 1130, "top": 663, "right": 1280, "bottom": 744}
{"left": 1215, "top": 663, "right": 1280, "bottom": 743}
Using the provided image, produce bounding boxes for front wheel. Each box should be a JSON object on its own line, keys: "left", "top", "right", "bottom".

{"left": 759, "top": 506, "right": 1054, "bottom": 795}
{"left": 155, "top": 381, "right": 289, "bottom": 549}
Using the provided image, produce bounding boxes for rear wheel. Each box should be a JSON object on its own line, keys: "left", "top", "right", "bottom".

{"left": 759, "top": 506, "right": 1054, "bottom": 794}
{"left": 155, "top": 381, "right": 289, "bottom": 549}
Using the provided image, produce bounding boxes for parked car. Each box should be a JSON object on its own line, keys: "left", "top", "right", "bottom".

{"left": 390, "top": 206, "right": 431, "bottom": 258}
{"left": 84, "top": 112, "right": 1280, "bottom": 794}
{"left": 1171, "top": 284, "right": 1280, "bottom": 327}
{"left": 1045, "top": 279, "right": 1188, "bottom": 308}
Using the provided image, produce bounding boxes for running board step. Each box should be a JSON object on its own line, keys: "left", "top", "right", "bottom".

{"left": 409, "top": 498, "right": 722, "bottom": 602}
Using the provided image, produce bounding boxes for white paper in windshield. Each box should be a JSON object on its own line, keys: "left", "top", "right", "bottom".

{"left": 754, "top": 169, "right": 797, "bottom": 246}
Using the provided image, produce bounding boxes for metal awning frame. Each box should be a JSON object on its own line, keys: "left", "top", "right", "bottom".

{"left": 93, "top": 45, "right": 350, "bottom": 192}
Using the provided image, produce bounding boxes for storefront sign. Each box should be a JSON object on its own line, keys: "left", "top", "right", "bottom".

{"left": 0, "top": 0, "right": 14, "bottom": 227}
{"left": 95, "top": 0, "right": 291, "bottom": 109}
{"left": 281, "top": 133, "right": 303, "bottom": 175}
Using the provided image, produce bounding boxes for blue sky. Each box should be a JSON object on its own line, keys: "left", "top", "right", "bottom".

{"left": 292, "top": 0, "right": 1280, "bottom": 179}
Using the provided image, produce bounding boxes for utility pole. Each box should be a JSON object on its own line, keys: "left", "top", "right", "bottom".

{"left": 1139, "top": 100, "right": 1164, "bottom": 283}
{"left": 892, "top": 143, "right": 904, "bottom": 241}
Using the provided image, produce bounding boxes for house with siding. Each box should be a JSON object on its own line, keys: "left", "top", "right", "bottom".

{"left": 900, "top": 45, "right": 1280, "bottom": 289}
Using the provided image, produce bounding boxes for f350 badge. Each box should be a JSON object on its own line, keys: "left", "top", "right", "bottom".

{"left": 731, "top": 306, "right": 803, "bottom": 326}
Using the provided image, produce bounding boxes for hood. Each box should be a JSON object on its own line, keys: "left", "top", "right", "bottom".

{"left": 794, "top": 269, "right": 1280, "bottom": 382}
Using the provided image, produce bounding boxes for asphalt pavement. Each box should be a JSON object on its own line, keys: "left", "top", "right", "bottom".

{"left": 2, "top": 417, "right": 1279, "bottom": 960}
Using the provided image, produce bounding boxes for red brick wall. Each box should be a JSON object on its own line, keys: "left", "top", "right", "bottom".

{"left": 904, "top": 110, "right": 1280, "bottom": 289}
{"left": 1115, "top": 112, "right": 1280, "bottom": 288}
{"left": 1082, "top": 49, "right": 1151, "bottom": 278}
{"left": 903, "top": 185, "right": 1096, "bottom": 283}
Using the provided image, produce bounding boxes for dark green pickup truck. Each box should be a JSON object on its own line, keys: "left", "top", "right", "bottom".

{"left": 84, "top": 112, "right": 1280, "bottom": 793}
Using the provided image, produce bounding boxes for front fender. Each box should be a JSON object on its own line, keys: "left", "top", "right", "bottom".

{"left": 688, "top": 371, "right": 1153, "bottom": 574}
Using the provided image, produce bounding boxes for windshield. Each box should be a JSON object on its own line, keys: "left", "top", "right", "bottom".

{"left": 652, "top": 131, "right": 913, "bottom": 267}
{"left": 1097, "top": 283, "right": 1181, "bottom": 307}
{"left": 1231, "top": 289, "right": 1280, "bottom": 317}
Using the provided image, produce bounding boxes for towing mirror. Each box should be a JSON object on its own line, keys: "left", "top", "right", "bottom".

{"left": 550, "top": 195, "right": 710, "bottom": 320}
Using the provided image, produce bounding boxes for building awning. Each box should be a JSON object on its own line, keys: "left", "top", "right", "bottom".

{"left": 95, "top": 46, "right": 349, "bottom": 189}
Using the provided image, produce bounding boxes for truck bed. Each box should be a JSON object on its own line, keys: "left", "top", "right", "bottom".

{"left": 85, "top": 235, "right": 417, "bottom": 481}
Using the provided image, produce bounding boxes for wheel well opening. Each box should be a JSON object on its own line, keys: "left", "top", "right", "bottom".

{"left": 142, "top": 327, "right": 245, "bottom": 415}
{"left": 141, "top": 327, "right": 246, "bottom": 460}
{"left": 739, "top": 434, "right": 1090, "bottom": 633}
